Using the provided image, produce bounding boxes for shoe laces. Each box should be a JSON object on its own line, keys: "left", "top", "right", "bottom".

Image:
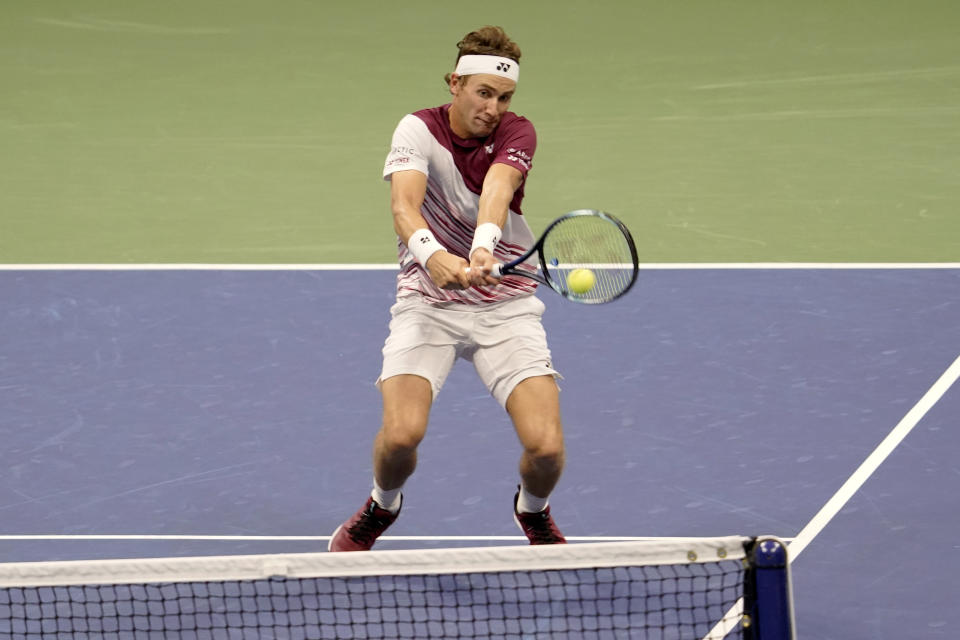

{"left": 520, "top": 510, "right": 564, "bottom": 544}
{"left": 347, "top": 504, "right": 392, "bottom": 545}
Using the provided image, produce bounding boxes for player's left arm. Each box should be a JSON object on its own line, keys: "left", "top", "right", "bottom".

{"left": 467, "top": 162, "right": 524, "bottom": 286}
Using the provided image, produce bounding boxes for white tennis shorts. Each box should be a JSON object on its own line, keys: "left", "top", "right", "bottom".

{"left": 377, "top": 294, "right": 561, "bottom": 407}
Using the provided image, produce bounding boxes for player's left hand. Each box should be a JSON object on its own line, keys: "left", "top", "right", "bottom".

{"left": 466, "top": 249, "right": 501, "bottom": 287}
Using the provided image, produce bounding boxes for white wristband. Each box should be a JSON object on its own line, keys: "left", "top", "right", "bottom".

{"left": 469, "top": 222, "right": 502, "bottom": 259}
{"left": 407, "top": 228, "right": 446, "bottom": 267}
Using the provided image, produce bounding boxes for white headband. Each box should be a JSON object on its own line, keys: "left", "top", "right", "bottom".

{"left": 454, "top": 54, "right": 519, "bottom": 83}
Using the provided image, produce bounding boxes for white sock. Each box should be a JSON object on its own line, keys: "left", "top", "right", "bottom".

{"left": 516, "top": 485, "right": 549, "bottom": 514}
{"left": 371, "top": 480, "right": 402, "bottom": 514}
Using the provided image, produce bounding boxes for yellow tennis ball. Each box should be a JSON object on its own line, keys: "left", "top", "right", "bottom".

{"left": 568, "top": 268, "right": 596, "bottom": 294}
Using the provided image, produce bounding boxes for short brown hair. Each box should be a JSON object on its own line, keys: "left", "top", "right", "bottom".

{"left": 444, "top": 26, "right": 522, "bottom": 84}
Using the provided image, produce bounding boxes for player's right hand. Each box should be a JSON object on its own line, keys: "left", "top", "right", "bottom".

{"left": 426, "top": 251, "right": 471, "bottom": 290}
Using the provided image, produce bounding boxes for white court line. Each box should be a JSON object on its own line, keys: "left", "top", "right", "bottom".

{"left": 788, "top": 353, "right": 960, "bottom": 560}
{"left": 0, "top": 535, "right": 793, "bottom": 543}
{"left": 704, "top": 353, "right": 960, "bottom": 639}
{"left": 0, "top": 263, "right": 958, "bottom": 271}
{"left": 0, "top": 264, "right": 400, "bottom": 271}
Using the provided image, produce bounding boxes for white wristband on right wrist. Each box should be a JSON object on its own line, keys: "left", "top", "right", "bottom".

{"left": 407, "top": 228, "right": 446, "bottom": 267}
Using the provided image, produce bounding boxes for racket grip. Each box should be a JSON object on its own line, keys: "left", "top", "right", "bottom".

{"left": 464, "top": 264, "right": 505, "bottom": 278}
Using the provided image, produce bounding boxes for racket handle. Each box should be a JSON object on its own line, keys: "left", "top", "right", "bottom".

{"left": 464, "top": 264, "right": 505, "bottom": 279}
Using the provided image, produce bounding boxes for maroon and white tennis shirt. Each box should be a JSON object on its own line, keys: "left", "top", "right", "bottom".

{"left": 383, "top": 104, "right": 539, "bottom": 305}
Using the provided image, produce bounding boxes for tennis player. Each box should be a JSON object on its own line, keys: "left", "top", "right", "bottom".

{"left": 330, "top": 26, "right": 567, "bottom": 551}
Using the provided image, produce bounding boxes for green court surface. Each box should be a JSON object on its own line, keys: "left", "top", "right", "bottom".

{"left": 2, "top": 1, "right": 958, "bottom": 263}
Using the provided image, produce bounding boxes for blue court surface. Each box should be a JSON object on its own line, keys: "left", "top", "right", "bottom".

{"left": 1, "top": 267, "right": 958, "bottom": 639}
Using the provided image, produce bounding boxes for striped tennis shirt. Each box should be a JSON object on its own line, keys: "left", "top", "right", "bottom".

{"left": 383, "top": 103, "right": 539, "bottom": 305}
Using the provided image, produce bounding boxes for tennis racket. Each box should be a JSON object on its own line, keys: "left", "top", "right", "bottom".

{"left": 493, "top": 209, "right": 639, "bottom": 304}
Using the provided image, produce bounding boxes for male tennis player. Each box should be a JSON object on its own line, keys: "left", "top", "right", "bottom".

{"left": 330, "top": 26, "right": 567, "bottom": 551}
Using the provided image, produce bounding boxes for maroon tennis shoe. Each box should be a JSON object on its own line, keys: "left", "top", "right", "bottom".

{"left": 513, "top": 489, "right": 567, "bottom": 545}
{"left": 328, "top": 497, "right": 400, "bottom": 552}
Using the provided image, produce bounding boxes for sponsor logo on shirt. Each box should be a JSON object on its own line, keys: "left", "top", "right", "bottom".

{"left": 506, "top": 147, "right": 532, "bottom": 170}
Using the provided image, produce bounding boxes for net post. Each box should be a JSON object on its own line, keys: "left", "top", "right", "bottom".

{"left": 742, "top": 536, "right": 796, "bottom": 640}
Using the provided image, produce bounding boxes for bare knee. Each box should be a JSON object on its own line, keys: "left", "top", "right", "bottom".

{"left": 379, "top": 375, "right": 432, "bottom": 453}
{"left": 523, "top": 429, "right": 566, "bottom": 468}
{"left": 378, "top": 416, "right": 427, "bottom": 453}
{"left": 507, "top": 376, "right": 565, "bottom": 464}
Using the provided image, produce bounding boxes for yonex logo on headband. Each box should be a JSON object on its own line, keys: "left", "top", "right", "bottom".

{"left": 454, "top": 55, "right": 519, "bottom": 82}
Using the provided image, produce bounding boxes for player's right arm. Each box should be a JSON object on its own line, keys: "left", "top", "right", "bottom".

{"left": 390, "top": 170, "right": 470, "bottom": 290}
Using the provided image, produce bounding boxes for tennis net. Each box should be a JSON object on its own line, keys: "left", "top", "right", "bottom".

{"left": 0, "top": 536, "right": 794, "bottom": 639}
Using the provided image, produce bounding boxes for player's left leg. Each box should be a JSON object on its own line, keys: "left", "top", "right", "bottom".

{"left": 470, "top": 295, "right": 566, "bottom": 543}
{"left": 506, "top": 375, "right": 565, "bottom": 498}
{"left": 506, "top": 375, "right": 567, "bottom": 544}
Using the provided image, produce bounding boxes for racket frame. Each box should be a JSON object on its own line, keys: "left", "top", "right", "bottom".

{"left": 496, "top": 209, "right": 639, "bottom": 304}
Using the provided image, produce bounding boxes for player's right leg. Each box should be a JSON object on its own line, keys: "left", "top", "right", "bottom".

{"left": 328, "top": 374, "right": 432, "bottom": 552}
{"left": 329, "top": 297, "right": 459, "bottom": 552}
{"left": 374, "top": 374, "right": 433, "bottom": 493}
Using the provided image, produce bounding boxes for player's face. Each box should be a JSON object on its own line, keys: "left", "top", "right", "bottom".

{"left": 448, "top": 74, "right": 516, "bottom": 139}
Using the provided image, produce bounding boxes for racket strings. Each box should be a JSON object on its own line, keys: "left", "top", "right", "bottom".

{"left": 541, "top": 215, "right": 637, "bottom": 302}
